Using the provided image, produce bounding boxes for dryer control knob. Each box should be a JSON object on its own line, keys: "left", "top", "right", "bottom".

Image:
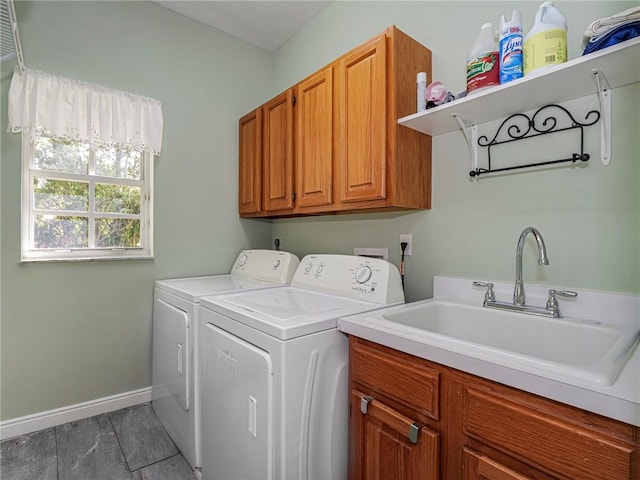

{"left": 355, "top": 266, "right": 372, "bottom": 284}
{"left": 304, "top": 263, "right": 314, "bottom": 273}
{"left": 237, "top": 253, "right": 248, "bottom": 267}
{"left": 315, "top": 263, "right": 324, "bottom": 274}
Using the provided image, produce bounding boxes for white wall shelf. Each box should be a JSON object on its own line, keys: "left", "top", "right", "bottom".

{"left": 398, "top": 37, "right": 640, "bottom": 137}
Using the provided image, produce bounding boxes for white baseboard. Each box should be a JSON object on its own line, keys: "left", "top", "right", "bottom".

{"left": 0, "top": 386, "right": 152, "bottom": 441}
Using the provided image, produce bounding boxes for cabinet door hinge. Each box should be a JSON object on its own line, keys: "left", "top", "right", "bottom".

{"left": 292, "top": 192, "right": 296, "bottom": 201}
{"left": 292, "top": 94, "right": 296, "bottom": 106}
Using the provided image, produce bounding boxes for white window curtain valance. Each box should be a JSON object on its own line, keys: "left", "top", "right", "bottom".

{"left": 7, "top": 68, "right": 163, "bottom": 155}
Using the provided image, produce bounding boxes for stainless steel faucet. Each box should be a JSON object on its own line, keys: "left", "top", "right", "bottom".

{"left": 473, "top": 226, "right": 577, "bottom": 318}
{"left": 514, "top": 226, "right": 549, "bottom": 306}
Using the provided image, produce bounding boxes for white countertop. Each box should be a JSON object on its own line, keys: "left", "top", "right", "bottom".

{"left": 338, "top": 276, "right": 640, "bottom": 426}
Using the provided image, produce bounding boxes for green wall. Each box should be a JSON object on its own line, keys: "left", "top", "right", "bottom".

{"left": 1, "top": 1, "right": 274, "bottom": 420}
{"left": 271, "top": 1, "right": 640, "bottom": 302}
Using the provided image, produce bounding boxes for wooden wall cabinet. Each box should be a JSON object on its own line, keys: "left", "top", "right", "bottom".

{"left": 238, "top": 25, "right": 432, "bottom": 218}
{"left": 262, "top": 89, "right": 295, "bottom": 213}
{"left": 348, "top": 337, "right": 640, "bottom": 480}
{"left": 295, "top": 66, "right": 334, "bottom": 211}
{"left": 238, "top": 108, "right": 262, "bottom": 215}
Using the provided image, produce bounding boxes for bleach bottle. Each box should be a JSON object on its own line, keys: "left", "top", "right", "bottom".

{"left": 466, "top": 23, "right": 499, "bottom": 94}
{"left": 499, "top": 11, "right": 523, "bottom": 83}
{"left": 523, "top": 1, "right": 567, "bottom": 75}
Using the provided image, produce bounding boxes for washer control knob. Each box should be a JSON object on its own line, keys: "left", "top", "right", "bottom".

{"left": 315, "top": 263, "right": 324, "bottom": 274}
{"left": 273, "top": 259, "right": 281, "bottom": 269}
{"left": 355, "top": 266, "right": 372, "bottom": 284}
{"left": 237, "top": 253, "right": 248, "bottom": 267}
{"left": 304, "top": 263, "right": 314, "bottom": 273}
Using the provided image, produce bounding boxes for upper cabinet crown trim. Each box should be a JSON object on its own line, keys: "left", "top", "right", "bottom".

{"left": 398, "top": 37, "right": 640, "bottom": 136}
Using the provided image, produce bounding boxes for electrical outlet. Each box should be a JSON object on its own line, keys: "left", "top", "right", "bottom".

{"left": 272, "top": 236, "right": 284, "bottom": 251}
{"left": 400, "top": 234, "right": 412, "bottom": 256}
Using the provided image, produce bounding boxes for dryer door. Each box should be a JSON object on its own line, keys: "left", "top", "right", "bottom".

{"left": 152, "top": 299, "right": 190, "bottom": 411}
{"left": 201, "top": 321, "right": 274, "bottom": 480}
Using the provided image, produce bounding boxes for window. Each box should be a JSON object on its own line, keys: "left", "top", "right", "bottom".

{"left": 21, "top": 134, "right": 153, "bottom": 261}
{"left": 8, "top": 67, "right": 163, "bottom": 262}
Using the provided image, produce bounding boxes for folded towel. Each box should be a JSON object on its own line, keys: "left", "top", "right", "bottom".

{"left": 582, "top": 6, "right": 640, "bottom": 48}
{"left": 583, "top": 21, "right": 640, "bottom": 55}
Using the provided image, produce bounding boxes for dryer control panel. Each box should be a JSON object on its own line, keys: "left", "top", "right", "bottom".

{"left": 292, "top": 255, "right": 404, "bottom": 304}
{"left": 230, "top": 250, "right": 300, "bottom": 285}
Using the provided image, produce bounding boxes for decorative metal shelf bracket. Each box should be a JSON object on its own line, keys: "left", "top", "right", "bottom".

{"left": 451, "top": 114, "right": 479, "bottom": 181}
{"left": 469, "top": 104, "right": 600, "bottom": 178}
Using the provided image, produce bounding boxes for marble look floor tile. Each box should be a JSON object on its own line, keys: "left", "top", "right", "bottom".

{"left": 131, "top": 454, "right": 197, "bottom": 480}
{"left": 56, "top": 414, "right": 131, "bottom": 480}
{"left": 0, "top": 428, "right": 57, "bottom": 480}
{"left": 110, "top": 403, "right": 178, "bottom": 471}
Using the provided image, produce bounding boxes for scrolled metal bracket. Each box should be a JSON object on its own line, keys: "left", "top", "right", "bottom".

{"left": 470, "top": 104, "right": 600, "bottom": 178}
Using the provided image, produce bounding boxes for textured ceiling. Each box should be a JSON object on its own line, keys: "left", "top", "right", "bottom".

{"left": 153, "top": 1, "right": 332, "bottom": 52}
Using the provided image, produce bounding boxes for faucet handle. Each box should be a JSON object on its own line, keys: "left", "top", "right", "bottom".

{"left": 546, "top": 289, "right": 578, "bottom": 317}
{"left": 549, "top": 289, "right": 578, "bottom": 299}
{"left": 473, "top": 281, "right": 495, "bottom": 302}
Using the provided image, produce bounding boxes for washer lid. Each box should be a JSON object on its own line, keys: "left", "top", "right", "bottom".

{"left": 224, "top": 288, "right": 361, "bottom": 320}
{"left": 203, "top": 287, "right": 399, "bottom": 340}
{"left": 155, "top": 275, "right": 282, "bottom": 302}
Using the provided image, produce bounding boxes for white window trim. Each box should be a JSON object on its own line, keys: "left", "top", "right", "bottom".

{"left": 20, "top": 134, "right": 154, "bottom": 262}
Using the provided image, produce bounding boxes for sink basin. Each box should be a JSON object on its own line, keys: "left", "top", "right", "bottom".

{"left": 369, "top": 300, "right": 640, "bottom": 386}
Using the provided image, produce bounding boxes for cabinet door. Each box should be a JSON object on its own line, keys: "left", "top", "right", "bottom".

{"left": 337, "top": 34, "right": 387, "bottom": 203}
{"left": 238, "top": 108, "right": 262, "bottom": 215}
{"left": 463, "top": 448, "right": 534, "bottom": 480}
{"left": 263, "top": 89, "right": 294, "bottom": 212}
{"left": 350, "top": 390, "right": 438, "bottom": 480}
{"left": 295, "top": 67, "right": 334, "bottom": 209}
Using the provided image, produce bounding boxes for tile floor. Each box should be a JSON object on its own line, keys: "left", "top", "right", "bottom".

{"left": 0, "top": 403, "right": 197, "bottom": 480}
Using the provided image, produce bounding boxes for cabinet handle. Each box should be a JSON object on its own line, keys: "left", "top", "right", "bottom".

{"left": 360, "top": 395, "right": 374, "bottom": 414}
{"left": 354, "top": 390, "right": 422, "bottom": 444}
{"left": 409, "top": 423, "right": 420, "bottom": 444}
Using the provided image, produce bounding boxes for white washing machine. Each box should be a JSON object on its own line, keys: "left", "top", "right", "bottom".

{"left": 198, "top": 254, "right": 405, "bottom": 480}
{"left": 152, "top": 249, "right": 299, "bottom": 470}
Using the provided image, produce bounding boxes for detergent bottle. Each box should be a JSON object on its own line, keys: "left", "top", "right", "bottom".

{"left": 523, "top": 1, "right": 567, "bottom": 75}
{"left": 466, "top": 23, "right": 500, "bottom": 94}
{"left": 499, "top": 10, "right": 523, "bottom": 83}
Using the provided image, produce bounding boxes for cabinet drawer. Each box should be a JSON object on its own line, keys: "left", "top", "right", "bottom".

{"left": 351, "top": 341, "right": 440, "bottom": 420}
{"left": 463, "top": 387, "right": 636, "bottom": 480}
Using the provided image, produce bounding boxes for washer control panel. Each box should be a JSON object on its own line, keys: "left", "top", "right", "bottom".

{"left": 292, "top": 254, "right": 404, "bottom": 304}
{"left": 230, "top": 250, "right": 300, "bottom": 284}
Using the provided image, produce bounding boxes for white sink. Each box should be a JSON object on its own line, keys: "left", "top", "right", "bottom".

{"left": 369, "top": 300, "right": 640, "bottom": 386}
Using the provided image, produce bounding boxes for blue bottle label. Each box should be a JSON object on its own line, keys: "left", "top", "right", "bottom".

{"left": 499, "top": 32, "right": 523, "bottom": 83}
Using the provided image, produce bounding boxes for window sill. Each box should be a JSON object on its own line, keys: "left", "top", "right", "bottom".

{"left": 20, "top": 255, "right": 155, "bottom": 264}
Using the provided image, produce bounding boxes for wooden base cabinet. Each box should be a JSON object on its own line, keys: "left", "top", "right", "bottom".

{"left": 348, "top": 337, "right": 640, "bottom": 480}
{"left": 238, "top": 25, "right": 432, "bottom": 218}
{"left": 351, "top": 389, "right": 439, "bottom": 480}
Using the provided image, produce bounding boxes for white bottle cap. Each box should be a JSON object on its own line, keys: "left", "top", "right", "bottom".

{"left": 417, "top": 72, "right": 427, "bottom": 83}
{"left": 481, "top": 22, "right": 493, "bottom": 30}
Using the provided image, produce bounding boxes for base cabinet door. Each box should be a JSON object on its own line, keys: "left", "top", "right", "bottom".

{"left": 350, "top": 390, "right": 439, "bottom": 480}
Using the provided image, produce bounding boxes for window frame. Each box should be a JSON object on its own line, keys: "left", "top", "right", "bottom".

{"left": 20, "top": 134, "right": 154, "bottom": 262}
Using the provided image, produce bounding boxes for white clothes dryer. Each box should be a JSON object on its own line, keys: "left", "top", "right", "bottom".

{"left": 152, "top": 249, "right": 299, "bottom": 470}
{"left": 198, "top": 254, "right": 404, "bottom": 480}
